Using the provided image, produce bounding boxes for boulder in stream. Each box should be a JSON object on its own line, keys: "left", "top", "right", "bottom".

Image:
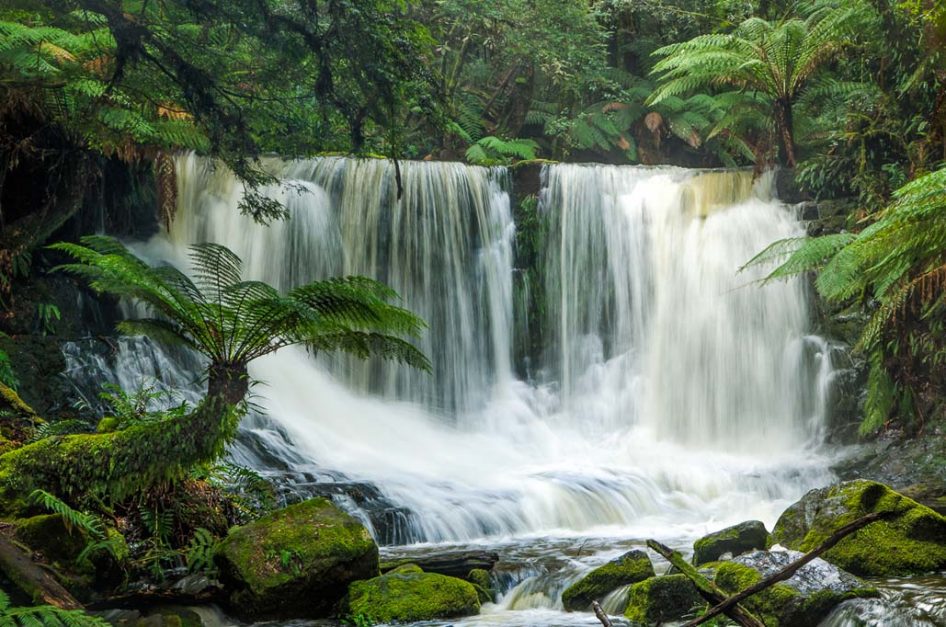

{"left": 215, "top": 497, "right": 378, "bottom": 619}
{"left": 623, "top": 574, "right": 703, "bottom": 625}
{"left": 342, "top": 563, "right": 480, "bottom": 623}
{"left": 562, "top": 549, "right": 655, "bottom": 611}
{"left": 772, "top": 479, "right": 946, "bottom": 576}
{"left": 692, "top": 520, "right": 769, "bottom": 565}
{"left": 714, "top": 549, "right": 878, "bottom": 627}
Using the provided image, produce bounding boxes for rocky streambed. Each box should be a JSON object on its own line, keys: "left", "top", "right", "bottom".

{"left": 91, "top": 479, "right": 946, "bottom": 627}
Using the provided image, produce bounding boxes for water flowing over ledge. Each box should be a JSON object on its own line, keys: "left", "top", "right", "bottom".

{"left": 68, "top": 155, "right": 837, "bottom": 547}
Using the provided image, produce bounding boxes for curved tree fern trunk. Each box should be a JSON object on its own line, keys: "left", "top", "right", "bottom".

{"left": 774, "top": 98, "right": 797, "bottom": 168}
{"left": 0, "top": 363, "right": 248, "bottom": 513}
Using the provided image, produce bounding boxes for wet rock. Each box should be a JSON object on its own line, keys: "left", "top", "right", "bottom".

{"left": 562, "top": 549, "right": 655, "bottom": 611}
{"left": 692, "top": 520, "right": 769, "bottom": 565}
{"left": 772, "top": 479, "right": 946, "bottom": 576}
{"left": 381, "top": 548, "right": 500, "bottom": 578}
{"left": 215, "top": 497, "right": 378, "bottom": 619}
{"left": 342, "top": 565, "right": 480, "bottom": 623}
{"left": 714, "top": 550, "right": 878, "bottom": 627}
{"left": 624, "top": 574, "right": 703, "bottom": 625}
{"left": 467, "top": 567, "right": 495, "bottom": 604}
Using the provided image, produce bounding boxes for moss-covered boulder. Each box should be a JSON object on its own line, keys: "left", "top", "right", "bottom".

{"left": 562, "top": 549, "right": 655, "bottom": 611}
{"left": 215, "top": 498, "right": 378, "bottom": 619}
{"left": 624, "top": 574, "right": 703, "bottom": 625}
{"left": 714, "top": 550, "right": 878, "bottom": 627}
{"left": 693, "top": 520, "right": 768, "bottom": 565}
{"left": 14, "top": 514, "right": 87, "bottom": 565}
{"left": 343, "top": 566, "right": 480, "bottom": 624}
{"left": 772, "top": 480, "right": 946, "bottom": 576}
{"left": 467, "top": 568, "right": 494, "bottom": 604}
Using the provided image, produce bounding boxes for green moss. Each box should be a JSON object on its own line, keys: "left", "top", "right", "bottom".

{"left": 344, "top": 569, "right": 480, "bottom": 624}
{"left": 13, "top": 514, "right": 86, "bottom": 564}
{"left": 216, "top": 498, "right": 378, "bottom": 618}
{"left": 713, "top": 561, "right": 878, "bottom": 627}
{"left": 0, "top": 395, "right": 242, "bottom": 513}
{"left": 389, "top": 563, "right": 422, "bottom": 575}
{"left": 563, "top": 550, "right": 655, "bottom": 611}
{"left": 692, "top": 520, "right": 769, "bottom": 565}
{"left": 624, "top": 575, "right": 703, "bottom": 625}
{"left": 772, "top": 480, "right": 946, "bottom": 576}
{"left": 467, "top": 567, "right": 494, "bottom": 603}
{"left": 96, "top": 417, "right": 120, "bottom": 433}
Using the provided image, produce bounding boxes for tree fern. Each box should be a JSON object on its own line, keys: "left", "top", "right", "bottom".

{"left": 0, "top": 589, "right": 108, "bottom": 627}
{"left": 50, "top": 236, "right": 430, "bottom": 374}
{"left": 28, "top": 490, "right": 105, "bottom": 540}
{"left": 761, "top": 167, "right": 946, "bottom": 433}
{"left": 649, "top": 6, "right": 862, "bottom": 166}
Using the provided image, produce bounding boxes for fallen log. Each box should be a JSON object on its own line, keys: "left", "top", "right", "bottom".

{"left": 646, "top": 539, "right": 764, "bottom": 627}
{"left": 591, "top": 600, "right": 613, "bottom": 627}
{"left": 0, "top": 533, "right": 82, "bottom": 609}
{"left": 683, "top": 511, "right": 893, "bottom": 627}
{"left": 380, "top": 549, "right": 499, "bottom": 578}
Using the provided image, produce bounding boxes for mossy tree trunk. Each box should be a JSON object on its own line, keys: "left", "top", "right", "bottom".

{"left": 0, "top": 362, "right": 249, "bottom": 513}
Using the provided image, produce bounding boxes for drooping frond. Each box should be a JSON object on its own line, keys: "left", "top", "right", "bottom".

{"left": 52, "top": 236, "right": 430, "bottom": 373}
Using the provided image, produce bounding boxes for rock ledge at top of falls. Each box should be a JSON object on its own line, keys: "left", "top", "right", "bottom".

{"left": 562, "top": 549, "right": 656, "bottom": 611}
{"left": 692, "top": 520, "right": 769, "bottom": 566}
{"left": 341, "top": 563, "right": 481, "bottom": 624}
{"left": 215, "top": 497, "right": 378, "bottom": 619}
{"left": 772, "top": 479, "right": 946, "bottom": 576}
{"left": 714, "top": 550, "right": 878, "bottom": 627}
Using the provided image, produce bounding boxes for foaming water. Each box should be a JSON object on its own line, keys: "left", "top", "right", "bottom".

{"left": 63, "top": 155, "right": 856, "bottom": 622}
{"left": 118, "top": 155, "right": 836, "bottom": 545}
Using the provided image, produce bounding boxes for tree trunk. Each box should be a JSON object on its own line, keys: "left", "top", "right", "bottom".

{"left": 774, "top": 98, "right": 797, "bottom": 168}
{"left": 0, "top": 362, "right": 249, "bottom": 511}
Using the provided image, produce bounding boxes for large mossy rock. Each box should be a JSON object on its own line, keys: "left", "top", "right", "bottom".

{"left": 714, "top": 550, "right": 877, "bottom": 627}
{"left": 343, "top": 564, "right": 480, "bottom": 624}
{"left": 14, "top": 515, "right": 87, "bottom": 565}
{"left": 693, "top": 520, "right": 768, "bottom": 565}
{"left": 772, "top": 480, "right": 946, "bottom": 576}
{"left": 562, "top": 549, "right": 655, "bottom": 611}
{"left": 624, "top": 574, "right": 703, "bottom": 625}
{"left": 215, "top": 498, "right": 378, "bottom": 619}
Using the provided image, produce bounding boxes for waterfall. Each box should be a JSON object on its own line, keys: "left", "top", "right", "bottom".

{"left": 68, "top": 155, "right": 837, "bottom": 545}
{"left": 541, "top": 164, "right": 827, "bottom": 450}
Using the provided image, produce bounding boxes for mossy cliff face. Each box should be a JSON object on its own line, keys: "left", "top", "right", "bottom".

{"left": 714, "top": 551, "right": 877, "bottom": 627}
{"left": 623, "top": 574, "right": 703, "bottom": 625}
{"left": 562, "top": 549, "right": 655, "bottom": 611}
{"left": 343, "top": 565, "right": 480, "bottom": 624}
{"left": 215, "top": 498, "right": 378, "bottom": 619}
{"left": 692, "top": 520, "right": 769, "bottom": 565}
{"left": 772, "top": 479, "right": 946, "bottom": 576}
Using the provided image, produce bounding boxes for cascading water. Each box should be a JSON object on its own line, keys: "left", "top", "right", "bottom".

{"left": 65, "top": 154, "right": 877, "bottom": 623}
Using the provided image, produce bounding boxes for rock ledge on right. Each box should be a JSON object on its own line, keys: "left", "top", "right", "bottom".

{"left": 771, "top": 479, "right": 946, "bottom": 576}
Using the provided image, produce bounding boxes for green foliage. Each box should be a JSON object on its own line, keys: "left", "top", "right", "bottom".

{"left": 650, "top": 5, "right": 863, "bottom": 166}
{"left": 465, "top": 136, "right": 538, "bottom": 165}
{"left": 51, "top": 236, "right": 430, "bottom": 374}
{"left": 762, "top": 167, "right": 946, "bottom": 434}
{"left": 199, "top": 461, "right": 277, "bottom": 521}
{"left": 35, "top": 303, "right": 60, "bottom": 336}
{"left": 0, "top": 588, "right": 108, "bottom": 627}
{"left": 185, "top": 527, "right": 219, "bottom": 576}
{"left": 28, "top": 489, "right": 124, "bottom": 566}
{"left": 95, "top": 383, "right": 189, "bottom": 430}
{"left": 0, "top": 348, "right": 18, "bottom": 392}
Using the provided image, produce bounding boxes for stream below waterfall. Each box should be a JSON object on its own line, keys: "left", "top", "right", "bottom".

{"left": 63, "top": 156, "right": 946, "bottom": 626}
